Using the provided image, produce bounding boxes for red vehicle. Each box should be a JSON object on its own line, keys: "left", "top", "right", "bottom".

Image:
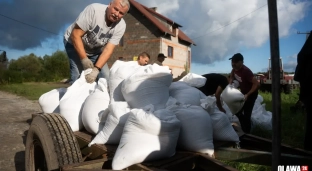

{"left": 257, "top": 58, "right": 299, "bottom": 94}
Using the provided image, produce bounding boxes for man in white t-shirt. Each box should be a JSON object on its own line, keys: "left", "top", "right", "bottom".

{"left": 64, "top": 0, "right": 130, "bottom": 84}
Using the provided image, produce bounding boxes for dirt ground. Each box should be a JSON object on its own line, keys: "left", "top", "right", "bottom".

{"left": 0, "top": 91, "right": 42, "bottom": 171}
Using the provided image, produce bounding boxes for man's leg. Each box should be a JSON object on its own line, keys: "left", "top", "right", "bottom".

{"left": 65, "top": 43, "right": 83, "bottom": 84}
{"left": 240, "top": 93, "right": 258, "bottom": 133}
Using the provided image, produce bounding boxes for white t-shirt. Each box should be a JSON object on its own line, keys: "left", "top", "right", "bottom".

{"left": 64, "top": 3, "right": 126, "bottom": 56}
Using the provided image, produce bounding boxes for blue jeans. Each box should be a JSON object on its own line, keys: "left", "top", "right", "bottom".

{"left": 65, "top": 42, "right": 110, "bottom": 84}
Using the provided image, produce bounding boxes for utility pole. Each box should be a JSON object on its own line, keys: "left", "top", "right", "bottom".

{"left": 267, "top": 0, "right": 281, "bottom": 169}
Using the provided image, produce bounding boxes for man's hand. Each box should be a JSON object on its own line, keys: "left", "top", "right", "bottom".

{"left": 81, "top": 58, "right": 94, "bottom": 70}
{"left": 85, "top": 67, "right": 99, "bottom": 83}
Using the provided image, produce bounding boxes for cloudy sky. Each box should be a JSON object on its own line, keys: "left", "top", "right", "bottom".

{"left": 0, "top": 0, "right": 311, "bottom": 74}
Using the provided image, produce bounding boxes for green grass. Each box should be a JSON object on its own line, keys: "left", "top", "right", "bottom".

{"left": 0, "top": 83, "right": 305, "bottom": 170}
{"left": 0, "top": 82, "right": 69, "bottom": 100}
{"left": 256, "top": 89, "right": 305, "bottom": 148}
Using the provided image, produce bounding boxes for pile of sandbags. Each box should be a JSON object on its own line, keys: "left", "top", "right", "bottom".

{"left": 38, "top": 62, "right": 245, "bottom": 170}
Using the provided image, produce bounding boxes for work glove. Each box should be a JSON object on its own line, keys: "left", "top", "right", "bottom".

{"left": 81, "top": 58, "right": 94, "bottom": 70}
{"left": 85, "top": 67, "right": 99, "bottom": 83}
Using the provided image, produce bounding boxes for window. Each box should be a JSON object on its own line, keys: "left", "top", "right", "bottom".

{"left": 119, "top": 36, "right": 124, "bottom": 47}
{"left": 168, "top": 46, "right": 173, "bottom": 57}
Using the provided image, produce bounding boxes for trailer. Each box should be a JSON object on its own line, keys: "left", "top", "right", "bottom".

{"left": 25, "top": 113, "right": 312, "bottom": 171}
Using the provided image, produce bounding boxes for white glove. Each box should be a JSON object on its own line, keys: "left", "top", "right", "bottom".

{"left": 81, "top": 58, "right": 94, "bottom": 70}
{"left": 85, "top": 67, "right": 100, "bottom": 83}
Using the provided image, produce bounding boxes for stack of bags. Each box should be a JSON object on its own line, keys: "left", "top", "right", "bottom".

{"left": 38, "top": 61, "right": 242, "bottom": 170}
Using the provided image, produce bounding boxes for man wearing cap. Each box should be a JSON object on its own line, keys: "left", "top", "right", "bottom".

{"left": 228, "top": 53, "right": 259, "bottom": 133}
{"left": 154, "top": 53, "right": 167, "bottom": 66}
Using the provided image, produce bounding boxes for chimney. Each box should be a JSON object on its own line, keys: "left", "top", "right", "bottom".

{"left": 173, "top": 27, "right": 179, "bottom": 37}
{"left": 149, "top": 7, "right": 157, "bottom": 11}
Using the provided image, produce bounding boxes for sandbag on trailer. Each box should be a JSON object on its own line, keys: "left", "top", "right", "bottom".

{"left": 112, "top": 105, "right": 181, "bottom": 170}
{"left": 82, "top": 78, "right": 110, "bottom": 135}
{"left": 89, "top": 101, "right": 131, "bottom": 146}
{"left": 39, "top": 87, "right": 67, "bottom": 113}
{"left": 59, "top": 69, "right": 96, "bottom": 131}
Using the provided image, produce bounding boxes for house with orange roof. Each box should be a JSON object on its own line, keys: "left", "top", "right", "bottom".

{"left": 108, "top": 0, "right": 196, "bottom": 78}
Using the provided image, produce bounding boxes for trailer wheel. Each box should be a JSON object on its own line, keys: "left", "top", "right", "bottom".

{"left": 25, "top": 113, "right": 82, "bottom": 171}
{"left": 284, "top": 84, "right": 291, "bottom": 94}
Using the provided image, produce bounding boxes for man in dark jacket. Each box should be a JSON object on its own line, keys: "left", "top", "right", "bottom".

{"left": 294, "top": 31, "right": 312, "bottom": 151}
{"left": 197, "top": 73, "right": 229, "bottom": 113}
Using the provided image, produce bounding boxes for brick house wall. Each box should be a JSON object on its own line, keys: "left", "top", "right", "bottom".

{"left": 108, "top": 7, "right": 163, "bottom": 67}
{"left": 107, "top": 3, "right": 193, "bottom": 78}
{"left": 161, "top": 34, "right": 191, "bottom": 77}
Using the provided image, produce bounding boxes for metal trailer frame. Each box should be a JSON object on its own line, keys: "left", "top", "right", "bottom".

{"left": 27, "top": 113, "right": 312, "bottom": 171}
{"left": 58, "top": 130, "right": 312, "bottom": 171}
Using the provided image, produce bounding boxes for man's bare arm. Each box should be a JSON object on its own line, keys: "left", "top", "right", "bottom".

{"left": 70, "top": 24, "right": 87, "bottom": 60}
{"left": 94, "top": 42, "right": 116, "bottom": 68}
{"left": 246, "top": 77, "right": 259, "bottom": 96}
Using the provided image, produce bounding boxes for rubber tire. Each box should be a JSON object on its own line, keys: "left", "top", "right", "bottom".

{"left": 25, "top": 113, "right": 82, "bottom": 171}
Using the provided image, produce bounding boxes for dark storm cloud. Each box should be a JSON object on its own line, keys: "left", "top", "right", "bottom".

{"left": 0, "top": 0, "right": 106, "bottom": 50}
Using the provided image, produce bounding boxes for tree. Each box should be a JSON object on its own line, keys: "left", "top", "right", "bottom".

{"left": 42, "top": 50, "right": 69, "bottom": 80}
{"left": 0, "top": 51, "right": 8, "bottom": 70}
{"left": 0, "top": 51, "right": 8, "bottom": 62}
{"left": 8, "top": 53, "right": 43, "bottom": 82}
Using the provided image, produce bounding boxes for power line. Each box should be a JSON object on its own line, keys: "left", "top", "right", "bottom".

{"left": 0, "top": 13, "right": 60, "bottom": 36}
{"left": 192, "top": 4, "right": 268, "bottom": 40}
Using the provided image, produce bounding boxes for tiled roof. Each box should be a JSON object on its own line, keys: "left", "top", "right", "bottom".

{"left": 129, "top": 0, "right": 196, "bottom": 45}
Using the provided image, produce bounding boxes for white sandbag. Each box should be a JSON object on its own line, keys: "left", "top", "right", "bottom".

{"left": 168, "top": 103, "right": 214, "bottom": 156}
{"left": 222, "top": 103, "right": 241, "bottom": 126}
{"left": 178, "top": 73, "right": 207, "bottom": 88}
{"left": 255, "top": 95, "right": 264, "bottom": 104}
{"left": 112, "top": 105, "right": 181, "bottom": 170}
{"left": 108, "top": 60, "right": 139, "bottom": 102}
{"left": 88, "top": 102, "right": 131, "bottom": 146}
{"left": 59, "top": 69, "right": 97, "bottom": 132}
{"left": 170, "top": 82, "right": 206, "bottom": 106}
{"left": 251, "top": 103, "right": 272, "bottom": 130}
{"left": 221, "top": 85, "right": 245, "bottom": 115}
{"left": 231, "top": 80, "right": 240, "bottom": 88}
{"left": 200, "top": 96, "right": 217, "bottom": 114}
{"left": 208, "top": 102, "right": 240, "bottom": 142}
{"left": 82, "top": 78, "right": 110, "bottom": 135}
{"left": 39, "top": 87, "right": 67, "bottom": 113}
{"left": 122, "top": 64, "right": 172, "bottom": 110}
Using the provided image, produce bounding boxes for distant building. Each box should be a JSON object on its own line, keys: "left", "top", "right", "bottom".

{"left": 107, "top": 0, "right": 195, "bottom": 78}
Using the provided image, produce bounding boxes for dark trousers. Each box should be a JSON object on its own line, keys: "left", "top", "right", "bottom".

{"left": 236, "top": 92, "right": 258, "bottom": 133}
{"left": 304, "top": 99, "right": 312, "bottom": 151}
